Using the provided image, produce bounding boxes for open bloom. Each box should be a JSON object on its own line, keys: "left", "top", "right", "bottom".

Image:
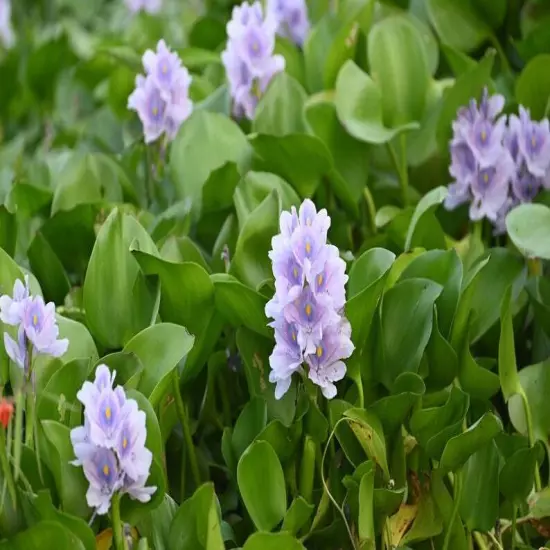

{"left": 71, "top": 365, "right": 156, "bottom": 515}
{"left": 124, "top": 0, "right": 162, "bottom": 15}
{"left": 128, "top": 40, "right": 193, "bottom": 143}
{"left": 222, "top": 1, "right": 285, "bottom": 119}
{"left": 1, "top": 277, "right": 68, "bottom": 373}
{"left": 265, "top": 200, "right": 354, "bottom": 399}
{"left": 267, "top": 0, "right": 310, "bottom": 46}
{"left": 0, "top": 0, "right": 14, "bottom": 49}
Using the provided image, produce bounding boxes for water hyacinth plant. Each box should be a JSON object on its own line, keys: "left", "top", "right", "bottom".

{"left": 2, "top": 0, "right": 550, "bottom": 549}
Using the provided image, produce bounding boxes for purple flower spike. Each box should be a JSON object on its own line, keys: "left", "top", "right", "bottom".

{"left": 222, "top": 1, "right": 285, "bottom": 120}
{"left": 128, "top": 40, "right": 193, "bottom": 143}
{"left": 72, "top": 365, "right": 156, "bottom": 515}
{"left": 124, "top": 0, "right": 162, "bottom": 15}
{"left": 267, "top": 0, "right": 310, "bottom": 46}
{"left": 3, "top": 326, "right": 27, "bottom": 371}
{"left": 266, "top": 199, "right": 353, "bottom": 400}
{"left": 0, "top": 0, "right": 14, "bottom": 49}
{"left": 0, "top": 276, "right": 29, "bottom": 325}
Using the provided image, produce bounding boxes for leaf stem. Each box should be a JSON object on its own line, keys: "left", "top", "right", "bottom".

{"left": 510, "top": 506, "right": 517, "bottom": 550}
{"left": 363, "top": 187, "right": 377, "bottom": 235}
{"left": 442, "top": 469, "right": 462, "bottom": 550}
{"left": 172, "top": 369, "right": 201, "bottom": 490}
{"left": 386, "top": 141, "right": 408, "bottom": 207}
{"left": 472, "top": 532, "right": 489, "bottom": 550}
{"left": 519, "top": 387, "right": 542, "bottom": 491}
{"left": 0, "top": 428, "right": 16, "bottom": 507}
{"left": 25, "top": 390, "right": 34, "bottom": 448}
{"left": 111, "top": 492, "right": 127, "bottom": 550}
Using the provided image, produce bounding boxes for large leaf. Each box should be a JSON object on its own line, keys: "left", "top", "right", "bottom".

{"left": 515, "top": 54, "right": 550, "bottom": 120}
{"left": 368, "top": 15, "right": 430, "bottom": 127}
{"left": 506, "top": 203, "right": 550, "bottom": 260}
{"left": 237, "top": 441, "right": 287, "bottom": 532}
{"left": 0, "top": 521, "right": 86, "bottom": 550}
{"left": 334, "top": 61, "right": 419, "bottom": 145}
{"left": 83, "top": 208, "right": 159, "bottom": 349}
{"left": 243, "top": 533, "right": 305, "bottom": 550}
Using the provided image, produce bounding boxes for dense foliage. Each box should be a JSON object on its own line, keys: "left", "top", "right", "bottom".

{"left": 1, "top": 0, "right": 550, "bottom": 549}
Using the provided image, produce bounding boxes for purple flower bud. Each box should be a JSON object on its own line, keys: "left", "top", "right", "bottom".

{"left": 82, "top": 447, "right": 122, "bottom": 515}
{"left": 267, "top": 0, "right": 310, "bottom": 46}
{"left": 306, "top": 321, "right": 354, "bottom": 399}
{"left": 3, "top": 326, "right": 26, "bottom": 370}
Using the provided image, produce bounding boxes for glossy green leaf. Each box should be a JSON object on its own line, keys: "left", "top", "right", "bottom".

{"left": 440, "top": 412, "right": 502, "bottom": 472}
{"left": 515, "top": 54, "right": 550, "bottom": 120}
{"left": 242, "top": 532, "right": 305, "bottom": 550}
{"left": 500, "top": 446, "right": 538, "bottom": 505}
{"left": 358, "top": 470, "right": 375, "bottom": 544}
{"left": 167, "top": 483, "right": 224, "bottom": 550}
{"left": 282, "top": 497, "right": 315, "bottom": 535}
{"left": 368, "top": 15, "right": 430, "bottom": 127}
{"left": 506, "top": 203, "right": 550, "bottom": 260}
{"left": 0, "top": 521, "right": 86, "bottom": 550}
{"left": 499, "top": 286, "right": 522, "bottom": 401}
{"left": 237, "top": 440, "right": 287, "bottom": 532}
{"left": 83, "top": 208, "right": 159, "bottom": 349}
{"left": 123, "top": 323, "right": 194, "bottom": 403}
{"left": 232, "top": 398, "right": 267, "bottom": 460}
{"left": 56, "top": 315, "right": 98, "bottom": 364}
{"left": 334, "top": 61, "right": 419, "bottom": 144}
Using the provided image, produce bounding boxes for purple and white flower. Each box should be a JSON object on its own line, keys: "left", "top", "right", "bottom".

{"left": 0, "top": 277, "right": 68, "bottom": 373}
{"left": 267, "top": 0, "right": 310, "bottom": 46}
{"left": 0, "top": 0, "right": 14, "bottom": 49}
{"left": 265, "top": 199, "right": 354, "bottom": 399}
{"left": 124, "top": 0, "right": 162, "bottom": 15}
{"left": 222, "top": 1, "right": 285, "bottom": 119}
{"left": 71, "top": 365, "right": 156, "bottom": 515}
{"left": 128, "top": 40, "right": 193, "bottom": 143}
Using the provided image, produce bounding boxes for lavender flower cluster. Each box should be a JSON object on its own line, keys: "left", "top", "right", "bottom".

{"left": 444, "top": 88, "right": 550, "bottom": 232}
{"left": 265, "top": 200, "right": 354, "bottom": 400}
{"left": 71, "top": 365, "right": 156, "bottom": 515}
{"left": 124, "top": 0, "right": 162, "bottom": 15}
{"left": 267, "top": 0, "right": 310, "bottom": 46}
{"left": 221, "top": 1, "right": 285, "bottom": 120}
{"left": 0, "top": 277, "right": 68, "bottom": 375}
{"left": 128, "top": 40, "right": 193, "bottom": 144}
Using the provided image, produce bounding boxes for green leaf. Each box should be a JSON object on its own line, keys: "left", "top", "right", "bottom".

{"left": 211, "top": 273, "right": 269, "bottom": 338}
{"left": 168, "top": 483, "right": 224, "bottom": 550}
{"left": 344, "top": 408, "right": 390, "bottom": 480}
{"left": 202, "top": 162, "right": 241, "bottom": 214}
{"left": 0, "top": 521, "right": 86, "bottom": 550}
{"left": 83, "top": 208, "right": 159, "bottom": 349}
{"left": 515, "top": 54, "right": 550, "bottom": 120}
{"left": 335, "top": 61, "right": 419, "bottom": 144}
{"left": 358, "top": 470, "right": 375, "bottom": 544}
{"left": 506, "top": 203, "right": 550, "bottom": 260}
{"left": 440, "top": 412, "right": 503, "bottom": 472}
{"left": 509, "top": 360, "right": 550, "bottom": 441}
{"left": 94, "top": 352, "right": 144, "bottom": 390}
{"left": 348, "top": 248, "right": 395, "bottom": 299}
{"left": 436, "top": 52, "right": 495, "bottom": 150}
{"left": 28, "top": 232, "right": 71, "bottom": 304}
{"left": 426, "top": 0, "right": 491, "bottom": 52}
{"left": 237, "top": 440, "right": 287, "bottom": 532}
{"left": 499, "top": 286, "right": 522, "bottom": 402}
{"left": 26, "top": 491, "right": 95, "bottom": 550}
{"left": 499, "top": 446, "right": 538, "bottom": 505}
{"left": 243, "top": 532, "right": 305, "bottom": 550}
{"left": 304, "top": 14, "right": 359, "bottom": 93}
{"left": 0, "top": 207, "right": 16, "bottom": 257}
{"left": 56, "top": 315, "right": 98, "bottom": 364}
{"left": 131, "top": 251, "right": 220, "bottom": 381}
{"left": 253, "top": 73, "right": 308, "bottom": 136}
{"left": 170, "top": 111, "right": 251, "bottom": 215}
{"left": 368, "top": 15, "right": 431, "bottom": 127}
{"left": 404, "top": 187, "right": 447, "bottom": 252}
{"left": 124, "top": 323, "right": 194, "bottom": 405}
{"left": 377, "top": 278, "right": 442, "bottom": 388}
{"left": 249, "top": 134, "right": 331, "bottom": 198}
{"left": 282, "top": 497, "right": 315, "bottom": 535}
{"left": 232, "top": 398, "right": 267, "bottom": 460}
{"left": 40, "top": 420, "right": 90, "bottom": 519}
{"left": 137, "top": 494, "right": 177, "bottom": 550}
{"left": 37, "top": 358, "right": 90, "bottom": 426}
{"left": 230, "top": 190, "right": 279, "bottom": 288}
{"left": 458, "top": 440, "right": 500, "bottom": 532}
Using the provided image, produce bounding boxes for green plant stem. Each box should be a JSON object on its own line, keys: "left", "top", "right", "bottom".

{"left": 472, "top": 532, "right": 489, "bottom": 550}
{"left": 299, "top": 436, "right": 315, "bottom": 504}
{"left": 519, "top": 388, "right": 542, "bottom": 491}
{"left": 111, "top": 492, "right": 127, "bottom": 550}
{"left": 0, "top": 428, "right": 16, "bottom": 507}
{"left": 387, "top": 141, "right": 408, "bottom": 207}
{"left": 442, "top": 469, "right": 462, "bottom": 550}
{"left": 510, "top": 506, "right": 517, "bottom": 550}
{"left": 363, "top": 187, "right": 377, "bottom": 235}
{"left": 172, "top": 370, "right": 201, "bottom": 489}
{"left": 400, "top": 133, "right": 409, "bottom": 206}
{"left": 13, "top": 391, "right": 23, "bottom": 482}
{"left": 25, "top": 391, "right": 34, "bottom": 448}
